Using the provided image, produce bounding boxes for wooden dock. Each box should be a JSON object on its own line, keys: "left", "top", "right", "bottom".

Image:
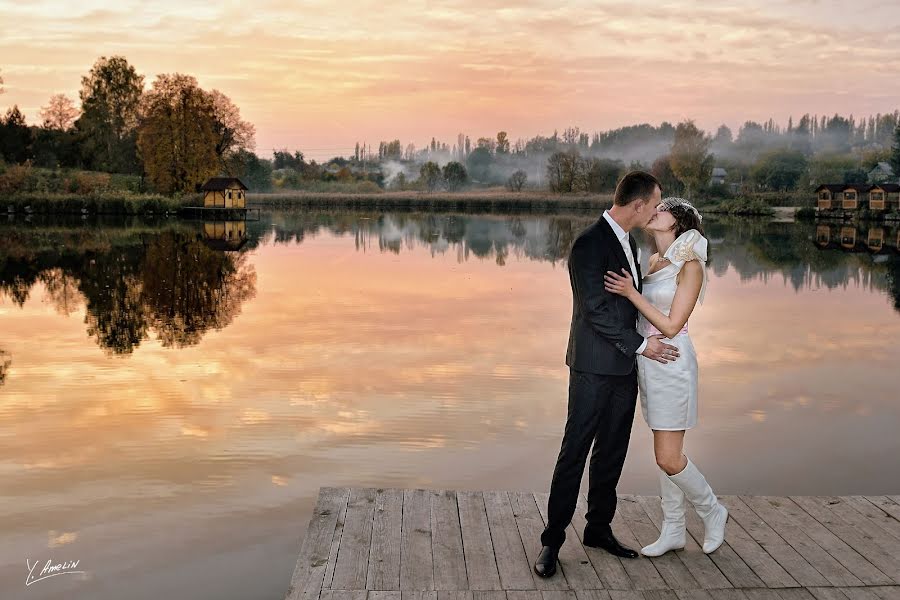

{"left": 286, "top": 488, "right": 900, "bottom": 600}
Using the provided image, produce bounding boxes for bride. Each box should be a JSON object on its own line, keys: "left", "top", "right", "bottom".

{"left": 602, "top": 196, "right": 728, "bottom": 556}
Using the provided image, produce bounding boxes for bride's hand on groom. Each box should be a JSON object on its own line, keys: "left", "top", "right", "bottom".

{"left": 604, "top": 268, "right": 637, "bottom": 300}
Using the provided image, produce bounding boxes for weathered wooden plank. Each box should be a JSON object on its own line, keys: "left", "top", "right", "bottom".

{"left": 637, "top": 495, "right": 732, "bottom": 590}
{"left": 682, "top": 504, "right": 763, "bottom": 589}
{"left": 401, "top": 488, "right": 435, "bottom": 591}
{"left": 742, "top": 496, "right": 879, "bottom": 586}
{"left": 607, "top": 497, "right": 668, "bottom": 590}
{"left": 821, "top": 497, "right": 900, "bottom": 553}
{"left": 865, "top": 498, "right": 900, "bottom": 524}
{"left": 619, "top": 496, "right": 699, "bottom": 590}
{"left": 674, "top": 590, "right": 714, "bottom": 600}
{"left": 540, "top": 592, "right": 579, "bottom": 600}
{"left": 608, "top": 592, "right": 644, "bottom": 600}
{"left": 575, "top": 591, "right": 612, "bottom": 600}
{"left": 318, "top": 591, "right": 368, "bottom": 600}
{"left": 806, "top": 588, "right": 848, "bottom": 600}
{"left": 458, "top": 491, "right": 503, "bottom": 591}
{"left": 718, "top": 496, "right": 817, "bottom": 588}
{"left": 398, "top": 593, "right": 437, "bottom": 600}
{"left": 432, "top": 490, "right": 469, "bottom": 591}
{"left": 570, "top": 492, "right": 634, "bottom": 590}
{"left": 332, "top": 487, "right": 377, "bottom": 590}
{"left": 483, "top": 490, "right": 537, "bottom": 590}
{"left": 847, "top": 497, "right": 900, "bottom": 541}
{"left": 287, "top": 487, "right": 351, "bottom": 600}
{"left": 509, "top": 491, "right": 569, "bottom": 591}
{"left": 369, "top": 592, "right": 403, "bottom": 600}
{"left": 866, "top": 586, "right": 900, "bottom": 600}
{"left": 533, "top": 491, "right": 604, "bottom": 590}
{"left": 368, "top": 488, "right": 403, "bottom": 590}
{"left": 741, "top": 497, "right": 863, "bottom": 585}
{"left": 435, "top": 592, "right": 475, "bottom": 600}
{"left": 741, "top": 590, "right": 783, "bottom": 600}
{"left": 642, "top": 590, "right": 680, "bottom": 600}
{"left": 706, "top": 591, "right": 749, "bottom": 600}
{"left": 773, "top": 589, "right": 817, "bottom": 600}
{"left": 322, "top": 486, "right": 352, "bottom": 590}
{"left": 790, "top": 496, "right": 900, "bottom": 584}
{"left": 838, "top": 589, "right": 884, "bottom": 600}
{"left": 470, "top": 593, "right": 507, "bottom": 600}
{"left": 506, "top": 591, "right": 542, "bottom": 600}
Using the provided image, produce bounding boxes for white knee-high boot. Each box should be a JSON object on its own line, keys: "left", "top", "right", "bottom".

{"left": 667, "top": 457, "right": 728, "bottom": 553}
{"left": 640, "top": 468, "right": 686, "bottom": 556}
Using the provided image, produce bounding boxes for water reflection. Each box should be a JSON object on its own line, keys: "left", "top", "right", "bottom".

{"left": 0, "top": 224, "right": 257, "bottom": 354}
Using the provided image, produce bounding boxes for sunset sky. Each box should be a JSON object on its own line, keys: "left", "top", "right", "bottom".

{"left": 2, "top": 0, "right": 899, "bottom": 160}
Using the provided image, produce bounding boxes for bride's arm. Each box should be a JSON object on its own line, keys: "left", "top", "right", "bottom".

{"left": 604, "top": 261, "right": 703, "bottom": 338}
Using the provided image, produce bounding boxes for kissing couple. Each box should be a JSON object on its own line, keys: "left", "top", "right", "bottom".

{"left": 534, "top": 171, "right": 727, "bottom": 577}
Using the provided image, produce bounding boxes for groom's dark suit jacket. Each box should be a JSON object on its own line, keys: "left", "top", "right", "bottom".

{"left": 565, "top": 215, "right": 644, "bottom": 376}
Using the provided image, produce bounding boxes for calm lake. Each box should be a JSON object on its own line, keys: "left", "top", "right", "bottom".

{"left": 1, "top": 210, "right": 898, "bottom": 599}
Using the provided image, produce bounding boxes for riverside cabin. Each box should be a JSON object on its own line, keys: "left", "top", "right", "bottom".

{"left": 815, "top": 184, "right": 845, "bottom": 209}
{"left": 868, "top": 183, "right": 900, "bottom": 211}
{"left": 201, "top": 177, "right": 248, "bottom": 208}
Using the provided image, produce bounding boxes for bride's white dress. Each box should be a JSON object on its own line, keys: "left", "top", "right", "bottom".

{"left": 636, "top": 229, "right": 709, "bottom": 431}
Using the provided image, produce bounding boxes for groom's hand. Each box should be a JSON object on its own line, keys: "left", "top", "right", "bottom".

{"left": 642, "top": 335, "right": 680, "bottom": 364}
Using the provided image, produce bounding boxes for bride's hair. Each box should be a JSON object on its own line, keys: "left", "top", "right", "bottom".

{"left": 668, "top": 204, "right": 705, "bottom": 239}
{"left": 647, "top": 204, "right": 711, "bottom": 261}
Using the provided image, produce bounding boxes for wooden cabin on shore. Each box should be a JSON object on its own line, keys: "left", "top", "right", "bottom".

{"left": 814, "top": 182, "right": 900, "bottom": 214}
{"left": 815, "top": 184, "right": 845, "bottom": 209}
{"left": 201, "top": 177, "right": 248, "bottom": 208}
{"left": 868, "top": 183, "right": 900, "bottom": 211}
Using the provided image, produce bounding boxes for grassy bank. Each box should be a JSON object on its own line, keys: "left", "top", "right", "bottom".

{"left": 1, "top": 192, "right": 187, "bottom": 215}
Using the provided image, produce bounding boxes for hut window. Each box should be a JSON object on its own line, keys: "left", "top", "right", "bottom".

{"left": 844, "top": 191, "right": 856, "bottom": 200}
{"left": 819, "top": 191, "right": 829, "bottom": 199}
{"left": 872, "top": 192, "right": 883, "bottom": 201}
{"left": 227, "top": 190, "right": 233, "bottom": 199}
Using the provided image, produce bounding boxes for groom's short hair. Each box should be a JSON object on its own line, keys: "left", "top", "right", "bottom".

{"left": 613, "top": 171, "right": 661, "bottom": 206}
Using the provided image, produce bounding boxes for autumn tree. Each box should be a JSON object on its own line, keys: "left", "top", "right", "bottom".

{"left": 40, "top": 94, "right": 80, "bottom": 131}
{"left": 207, "top": 89, "right": 256, "bottom": 174}
{"left": 670, "top": 120, "right": 714, "bottom": 198}
{"left": 496, "top": 131, "right": 510, "bottom": 154}
{"left": 136, "top": 73, "right": 218, "bottom": 194}
{"left": 76, "top": 56, "right": 144, "bottom": 173}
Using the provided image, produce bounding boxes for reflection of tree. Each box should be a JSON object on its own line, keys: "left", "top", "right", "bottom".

{"left": 0, "top": 349, "right": 10, "bottom": 385}
{"left": 142, "top": 233, "right": 257, "bottom": 348}
{"left": 0, "top": 227, "right": 257, "bottom": 354}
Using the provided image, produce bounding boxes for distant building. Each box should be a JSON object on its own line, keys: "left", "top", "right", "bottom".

{"left": 710, "top": 167, "right": 727, "bottom": 186}
{"left": 839, "top": 184, "right": 871, "bottom": 210}
{"left": 868, "top": 162, "right": 895, "bottom": 184}
{"left": 868, "top": 183, "right": 900, "bottom": 211}
{"left": 815, "top": 184, "right": 845, "bottom": 209}
{"left": 201, "top": 177, "right": 248, "bottom": 208}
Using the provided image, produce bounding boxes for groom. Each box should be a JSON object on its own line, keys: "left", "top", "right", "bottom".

{"left": 534, "top": 171, "right": 680, "bottom": 577}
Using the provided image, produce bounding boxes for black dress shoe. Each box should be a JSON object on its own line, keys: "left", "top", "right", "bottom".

{"left": 533, "top": 545, "right": 558, "bottom": 577}
{"left": 583, "top": 529, "right": 638, "bottom": 558}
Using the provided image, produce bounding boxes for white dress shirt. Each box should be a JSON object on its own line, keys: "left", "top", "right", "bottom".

{"left": 602, "top": 210, "right": 648, "bottom": 355}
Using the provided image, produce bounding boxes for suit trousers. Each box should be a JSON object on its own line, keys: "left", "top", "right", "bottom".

{"left": 540, "top": 366, "right": 638, "bottom": 549}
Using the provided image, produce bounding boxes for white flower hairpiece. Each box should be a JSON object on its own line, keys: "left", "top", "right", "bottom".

{"left": 658, "top": 196, "right": 703, "bottom": 223}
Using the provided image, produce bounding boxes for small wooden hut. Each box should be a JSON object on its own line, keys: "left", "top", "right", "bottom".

{"left": 815, "top": 184, "right": 844, "bottom": 209}
{"left": 840, "top": 184, "right": 871, "bottom": 210}
{"left": 201, "top": 177, "right": 248, "bottom": 208}
{"left": 868, "top": 183, "right": 900, "bottom": 211}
